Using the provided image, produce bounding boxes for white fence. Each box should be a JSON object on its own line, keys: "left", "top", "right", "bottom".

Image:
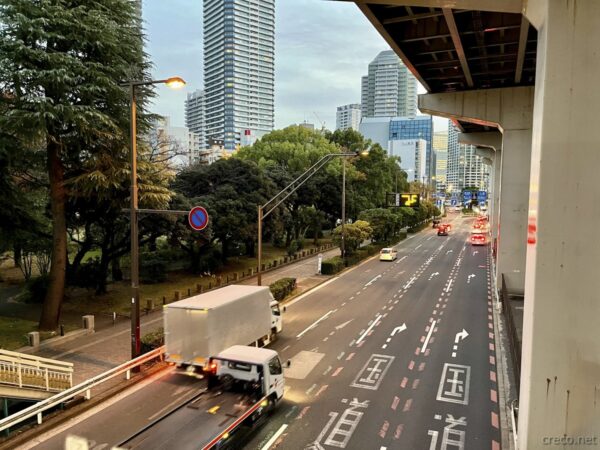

{"left": 0, "top": 349, "right": 73, "bottom": 393}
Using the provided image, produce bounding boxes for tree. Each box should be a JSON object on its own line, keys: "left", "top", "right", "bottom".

{"left": 332, "top": 220, "right": 372, "bottom": 255}
{"left": 359, "top": 208, "right": 402, "bottom": 244}
{"left": 0, "top": 0, "right": 153, "bottom": 329}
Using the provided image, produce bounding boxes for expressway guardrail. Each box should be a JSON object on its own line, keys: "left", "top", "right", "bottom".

{"left": 0, "top": 346, "right": 164, "bottom": 434}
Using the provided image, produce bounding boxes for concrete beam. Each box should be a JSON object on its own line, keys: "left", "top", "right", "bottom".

{"left": 474, "top": 148, "right": 495, "bottom": 163}
{"left": 458, "top": 131, "right": 502, "bottom": 150}
{"left": 418, "top": 86, "right": 534, "bottom": 132}
{"left": 350, "top": 0, "right": 523, "bottom": 14}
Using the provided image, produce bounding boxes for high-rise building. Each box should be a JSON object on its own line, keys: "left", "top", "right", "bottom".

{"left": 361, "top": 50, "right": 417, "bottom": 119}
{"left": 388, "top": 139, "right": 427, "bottom": 182}
{"left": 185, "top": 90, "right": 207, "bottom": 152}
{"left": 447, "top": 124, "right": 490, "bottom": 194}
{"left": 433, "top": 129, "right": 449, "bottom": 193}
{"left": 389, "top": 116, "right": 433, "bottom": 181}
{"left": 336, "top": 104, "right": 362, "bottom": 131}
{"left": 203, "top": 0, "right": 275, "bottom": 152}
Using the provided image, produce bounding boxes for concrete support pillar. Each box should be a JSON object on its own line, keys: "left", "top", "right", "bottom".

{"left": 491, "top": 149, "right": 501, "bottom": 245}
{"left": 420, "top": 89, "right": 533, "bottom": 293}
{"left": 519, "top": 0, "right": 600, "bottom": 444}
{"left": 496, "top": 129, "right": 531, "bottom": 295}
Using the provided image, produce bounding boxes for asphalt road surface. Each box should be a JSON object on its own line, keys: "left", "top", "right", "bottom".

{"left": 24, "top": 214, "right": 501, "bottom": 450}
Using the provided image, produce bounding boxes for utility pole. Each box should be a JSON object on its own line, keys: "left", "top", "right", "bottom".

{"left": 257, "top": 206, "right": 263, "bottom": 286}
{"left": 341, "top": 156, "right": 346, "bottom": 260}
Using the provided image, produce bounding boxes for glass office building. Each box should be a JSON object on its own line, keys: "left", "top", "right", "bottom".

{"left": 389, "top": 116, "right": 434, "bottom": 182}
{"left": 204, "top": 0, "right": 275, "bottom": 151}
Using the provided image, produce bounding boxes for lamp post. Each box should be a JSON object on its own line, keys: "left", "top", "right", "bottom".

{"left": 257, "top": 151, "right": 359, "bottom": 285}
{"left": 122, "top": 76, "right": 185, "bottom": 360}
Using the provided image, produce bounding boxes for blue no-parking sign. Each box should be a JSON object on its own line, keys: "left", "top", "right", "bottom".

{"left": 188, "top": 206, "right": 209, "bottom": 231}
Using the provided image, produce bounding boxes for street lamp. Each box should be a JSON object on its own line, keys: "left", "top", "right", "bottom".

{"left": 122, "top": 76, "right": 186, "bottom": 359}
{"left": 257, "top": 151, "right": 360, "bottom": 285}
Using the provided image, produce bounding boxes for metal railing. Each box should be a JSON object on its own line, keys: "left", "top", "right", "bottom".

{"left": 0, "top": 349, "right": 73, "bottom": 393}
{"left": 511, "top": 399, "right": 519, "bottom": 449}
{"left": 501, "top": 274, "right": 521, "bottom": 396}
{"left": 0, "top": 346, "right": 164, "bottom": 434}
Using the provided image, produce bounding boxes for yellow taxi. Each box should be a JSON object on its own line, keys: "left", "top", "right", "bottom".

{"left": 379, "top": 247, "right": 398, "bottom": 261}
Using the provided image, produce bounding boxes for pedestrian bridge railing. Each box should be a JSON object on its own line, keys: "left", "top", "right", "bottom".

{"left": 0, "top": 349, "right": 73, "bottom": 393}
{"left": 0, "top": 346, "right": 164, "bottom": 435}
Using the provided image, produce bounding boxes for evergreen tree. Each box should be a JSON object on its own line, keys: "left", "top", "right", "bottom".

{"left": 0, "top": 0, "right": 153, "bottom": 329}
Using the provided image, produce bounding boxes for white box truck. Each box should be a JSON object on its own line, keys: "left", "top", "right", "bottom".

{"left": 164, "top": 285, "right": 283, "bottom": 368}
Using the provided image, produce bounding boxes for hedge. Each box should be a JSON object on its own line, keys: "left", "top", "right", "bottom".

{"left": 321, "top": 256, "right": 344, "bottom": 275}
{"left": 269, "top": 277, "right": 297, "bottom": 302}
{"left": 141, "top": 327, "right": 164, "bottom": 354}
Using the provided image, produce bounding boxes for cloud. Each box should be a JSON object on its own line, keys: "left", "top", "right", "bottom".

{"left": 142, "top": 1, "right": 449, "bottom": 133}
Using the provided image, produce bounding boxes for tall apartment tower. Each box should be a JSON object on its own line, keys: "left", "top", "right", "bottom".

{"left": 203, "top": 0, "right": 275, "bottom": 152}
{"left": 185, "top": 90, "right": 207, "bottom": 151}
{"left": 447, "top": 124, "right": 489, "bottom": 194}
{"left": 433, "top": 130, "right": 449, "bottom": 192}
{"left": 336, "top": 104, "right": 362, "bottom": 131}
{"left": 361, "top": 50, "right": 417, "bottom": 119}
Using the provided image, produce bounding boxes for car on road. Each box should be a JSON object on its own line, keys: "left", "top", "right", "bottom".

{"left": 379, "top": 248, "right": 397, "bottom": 261}
{"left": 470, "top": 234, "right": 487, "bottom": 246}
{"left": 437, "top": 224, "right": 449, "bottom": 236}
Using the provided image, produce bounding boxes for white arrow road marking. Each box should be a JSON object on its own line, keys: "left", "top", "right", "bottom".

{"left": 297, "top": 310, "right": 337, "bottom": 338}
{"left": 429, "top": 272, "right": 440, "bottom": 280}
{"left": 356, "top": 315, "right": 382, "bottom": 344}
{"left": 455, "top": 329, "right": 469, "bottom": 343}
{"left": 467, "top": 274, "right": 476, "bottom": 284}
{"left": 446, "top": 249, "right": 453, "bottom": 254}
{"left": 391, "top": 323, "right": 407, "bottom": 336}
{"left": 365, "top": 274, "right": 382, "bottom": 287}
{"left": 472, "top": 250, "right": 479, "bottom": 255}
{"left": 421, "top": 319, "right": 437, "bottom": 353}
{"left": 335, "top": 320, "right": 353, "bottom": 330}
{"left": 452, "top": 329, "right": 469, "bottom": 358}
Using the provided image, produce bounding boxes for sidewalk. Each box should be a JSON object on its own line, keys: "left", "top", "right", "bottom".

{"left": 22, "top": 246, "right": 341, "bottom": 385}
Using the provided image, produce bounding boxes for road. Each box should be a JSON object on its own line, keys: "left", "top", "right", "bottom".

{"left": 23, "top": 214, "right": 501, "bottom": 450}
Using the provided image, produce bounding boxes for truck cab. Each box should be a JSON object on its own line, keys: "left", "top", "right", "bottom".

{"left": 206, "top": 345, "right": 285, "bottom": 403}
{"left": 270, "top": 300, "right": 283, "bottom": 334}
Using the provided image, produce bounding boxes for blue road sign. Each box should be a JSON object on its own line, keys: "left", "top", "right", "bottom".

{"left": 463, "top": 191, "right": 472, "bottom": 201}
{"left": 188, "top": 206, "right": 209, "bottom": 231}
{"left": 451, "top": 199, "right": 457, "bottom": 206}
{"left": 477, "top": 191, "right": 488, "bottom": 202}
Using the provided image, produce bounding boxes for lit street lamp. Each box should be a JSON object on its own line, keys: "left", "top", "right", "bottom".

{"left": 122, "top": 76, "right": 186, "bottom": 359}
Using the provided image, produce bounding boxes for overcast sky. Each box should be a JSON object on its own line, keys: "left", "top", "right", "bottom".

{"left": 143, "top": 0, "right": 447, "bottom": 132}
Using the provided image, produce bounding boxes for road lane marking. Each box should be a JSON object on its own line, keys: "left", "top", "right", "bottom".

{"left": 306, "top": 384, "right": 317, "bottom": 395}
{"left": 297, "top": 309, "right": 337, "bottom": 338}
{"left": 391, "top": 396, "right": 400, "bottom": 410}
{"left": 421, "top": 319, "right": 437, "bottom": 353}
{"left": 315, "top": 385, "right": 329, "bottom": 397}
{"left": 260, "top": 424, "right": 288, "bottom": 450}
{"left": 365, "top": 274, "right": 382, "bottom": 287}
{"left": 332, "top": 367, "right": 344, "bottom": 377}
{"left": 346, "top": 353, "right": 355, "bottom": 361}
{"left": 356, "top": 315, "right": 382, "bottom": 344}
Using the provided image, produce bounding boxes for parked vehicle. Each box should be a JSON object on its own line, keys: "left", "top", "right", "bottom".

{"left": 119, "top": 346, "right": 288, "bottom": 450}
{"left": 379, "top": 247, "right": 398, "bottom": 261}
{"left": 165, "top": 285, "right": 282, "bottom": 369}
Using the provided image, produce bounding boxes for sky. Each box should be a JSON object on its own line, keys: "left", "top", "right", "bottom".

{"left": 143, "top": 0, "right": 447, "bottom": 132}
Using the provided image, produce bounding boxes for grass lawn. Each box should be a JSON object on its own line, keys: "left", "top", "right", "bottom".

{"left": 62, "top": 240, "right": 334, "bottom": 317}
{"left": 0, "top": 316, "right": 39, "bottom": 349}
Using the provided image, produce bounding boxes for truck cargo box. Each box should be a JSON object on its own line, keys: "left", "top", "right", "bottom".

{"left": 165, "top": 285, "right": 275, "bottom": 367}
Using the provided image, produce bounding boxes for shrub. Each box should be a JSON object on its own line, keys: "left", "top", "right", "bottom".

{"left": 286, "top": 240, "right": 299, "bottom": 256}
{"left": 321, "top": 256, "right": 344, "bottom": 275}
{"left": 69, "top": 258, "right": 103, "bottom": 289}
{"left": 23, "top": 274, "right": 50, "bottom": 304}
{"left": 141, "top": 327, "right": 164, "bottom": 354}
{"left": 269, "top": 277, "right": 297, "bottom": 302}
{"left": 140, "top": 257, "right": 167, "bottom": 284}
